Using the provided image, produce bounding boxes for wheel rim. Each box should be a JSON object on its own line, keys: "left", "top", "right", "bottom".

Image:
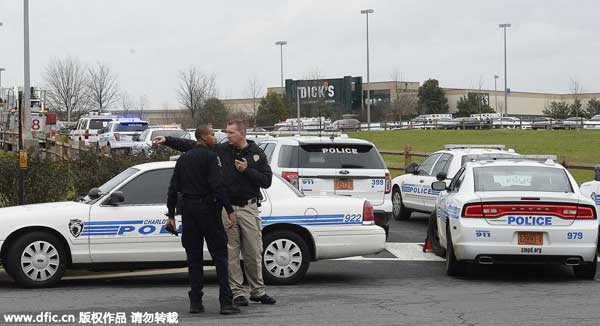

{"left": 264, "top": 239, "right": 303, "bottom": 279}
{"left": 393, "top": 191, "right": 402, "bottom": 216}
{"left": 20, "top": 241, "right": 60, "bottom": 282}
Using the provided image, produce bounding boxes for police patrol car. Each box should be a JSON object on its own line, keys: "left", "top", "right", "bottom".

{"left": 0, "top": 161, "right": 385, "bottom": 288}
{"left": 97, "top": 119, "right": 149, "bottom": 151}
{"left": 391, "top": 144, "right": 519, "bottom": 220}
{"left": 431, "top": 155, "right": 598, "bottom": 278}
{"left": 130, "top": 126, "right": 186, "bottom": 154}
{"left": 257, "top": 135, "right": 393, "bottom": 236}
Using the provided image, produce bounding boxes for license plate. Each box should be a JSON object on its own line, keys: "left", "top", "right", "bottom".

{"left": 335, "top": 179, "right": 353, "bottom": 190}
{"left": 518, "top": 232, "right": 543, "bottom": 245}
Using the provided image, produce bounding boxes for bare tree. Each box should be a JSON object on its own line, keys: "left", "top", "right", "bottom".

{"left": 177, "top": 66, "right": 216, "bottom": 126}
{"left": 247, "top": 77, "right": 263, "bottom": 129}
{"left": 569, "top": 77, "right": 584, "bottom": 123}
{"left": 44, "top": 57, "right": 90, "bottom": 123}
{"left": 120, "top": 91, "right": 135, "bottom": 115}
{"left": 87, "top": 62, "right": 119, "bottom": 113}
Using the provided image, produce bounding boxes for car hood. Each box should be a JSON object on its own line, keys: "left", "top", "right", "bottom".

{"left": 0, "top": 201, "right": 90, "bottom": 219}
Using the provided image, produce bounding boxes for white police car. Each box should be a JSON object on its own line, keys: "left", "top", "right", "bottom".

{"left": 130, "top": 126, "right": 186, "bottom": 154}
{"left": 0, "top": 161, "right": 385, "bottom": 288}
{"left": 97, "top": 119, "right": 149, "bottom": 151}
{"left": 431, "top": 156, "right": 598, "bottom": 278}
{"left": 258, "top": 135, "right": 392, "bottom": 236}
{"left": 391, "top": 144, "right": 519, "bottom": 220}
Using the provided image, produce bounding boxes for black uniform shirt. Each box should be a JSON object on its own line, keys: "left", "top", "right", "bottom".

{"left": 165, "top": 137, "right": 272, "bottom": 203}
{"left": 166, "top": 145, "right": 234, "bottom": 217}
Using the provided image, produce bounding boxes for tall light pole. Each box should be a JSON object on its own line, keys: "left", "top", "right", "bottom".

{"left": 499, "top": 23, "right": 511, "bottom": 116}
{"left": 0, "top": 68, "right": 5, "bottom": 91}
{"left": 275, "top": 41, "right": 287, "bottom": 89}
{"left": 361, "top": 9, "right": 374, "bottom": 130}
{"left": 494, "top": 74, "right": 499, "bottom": 115}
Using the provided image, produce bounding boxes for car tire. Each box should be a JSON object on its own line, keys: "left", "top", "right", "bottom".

{"left": 392, "top": 187, "right": 411, "bottom": 221}
{"left": 427, "top": 210, "right": 445, "bottom": 257}
{"left": 573, "top": 254, "right": 597, "bottom": 280}
{"left": 262, "top": 230, "right": 310, "bottom": 285}
{"left": 4, "top": 231, "right": 67, "bottom": 288}
{"left": 446, "top": 226, "right": 466, "bottom": 277}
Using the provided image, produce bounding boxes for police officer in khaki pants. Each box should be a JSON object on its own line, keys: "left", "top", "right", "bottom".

{"left": 154, "top": 119, "right": 276, "bottom": 306}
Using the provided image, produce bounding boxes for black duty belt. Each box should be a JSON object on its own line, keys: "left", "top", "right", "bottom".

{"left": 234, "top": 198, "right": 257, "bottom": 207}
{"left": 183, "top": 194, "right": 208, "bottom": 201}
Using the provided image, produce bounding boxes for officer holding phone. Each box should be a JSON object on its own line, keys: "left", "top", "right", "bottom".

{"left": 166, "top": 126, "right": 240, "bottom": 315}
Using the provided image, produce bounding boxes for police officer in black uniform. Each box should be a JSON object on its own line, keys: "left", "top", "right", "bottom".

{"left": 166, "top": 126, "right": 240, "bottom": 315}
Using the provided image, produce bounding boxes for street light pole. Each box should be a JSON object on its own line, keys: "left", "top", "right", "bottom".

{"left": 494, "top": 74, "right": 499, "bottom": 115}
{"left": 0, "top": 68, "right": 5, "bottom": 91}
{"left": 361, "top": 9, "right": 374, "bottom": 131}
{"left": 499, "top": 23, "right": 511, "bottom": 117}
{"left": 23, "top": 0, "right": 32, "bottom": 143}
{"left": 275, "top": 41, "right": 287, "bottom": 88}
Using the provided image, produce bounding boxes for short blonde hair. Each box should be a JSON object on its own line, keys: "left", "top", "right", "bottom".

{"left": 227, "top": 119, "right": 246, "bottom": 135}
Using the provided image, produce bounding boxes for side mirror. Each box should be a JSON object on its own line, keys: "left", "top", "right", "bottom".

{"left": 595, "top": 166, "right": 600, "bottom": 181}
{"left": 431, "top": 181, "right": 447, "bottom": 192}
{"left": 405, "top": 162, "right": 418, "bottom": 174}
{"left": 106, "top": 191, "right": 125, "bottom": 206}
{"left": 132, "top": 135, "right": 140, "bottom": 141}
{"left": 87, "top": 188, "right": 103, "bottom": 200}
{"left": 436, "top": 172, "right": 447, "bottom": 181}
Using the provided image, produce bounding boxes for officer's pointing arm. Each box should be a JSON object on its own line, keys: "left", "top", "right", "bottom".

{"left": 207, "top": 153, "right": 235, "bottom": 214}
{"left": 166, "top": 159, "right": 182, "bottom": 217}
{"left": 164, "top": 136, "right": 196, "bottom": 153}
{"left": 243, "top": 150, "right": 273, "bottom": 189}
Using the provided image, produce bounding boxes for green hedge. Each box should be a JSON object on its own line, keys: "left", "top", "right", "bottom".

{"left": 0, "top": 147, "right": 178, "bottom": 208}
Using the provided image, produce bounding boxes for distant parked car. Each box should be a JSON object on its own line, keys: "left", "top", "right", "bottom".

{"left": 326, "top": 119, "right": 361, "bottom": 131}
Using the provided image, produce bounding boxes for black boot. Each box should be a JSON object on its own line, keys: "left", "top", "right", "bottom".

{"left": 188, "top": 291, "right": 205, "bottom": 314}
{"left": 220, "top": 304, "right": 241, "bottom": 315}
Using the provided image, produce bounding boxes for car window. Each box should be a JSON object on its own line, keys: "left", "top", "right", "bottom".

{"left": 97, "top": 168, "right": 139, "bottom": 196}
{"left": 298, "top": 144, "right": 384, "bottom": 169}
{"left": 150, "top": 130, "right": 186, "bottom": 139}
{"left": 138, "top": 130, "right": 149, "bottom": 141}
{"left": 115, "top": 122, "right": 148, "bottom": 132}
{"left": 263, "top": 143, "right": 276, "bottom": 162}
{"left": 473, "top": 166, "right": 573, "bottom": 192}
{"left": 115, "top": 168, "right": 174, "bottom": 205}
{"left": 278, "top": 145, "right": 299, "bottom": 168}
{"left": 418, "top": 153, "right": 441, "bottom": 176}
{"left": 431, "top": 153, "right": 453, "bottom": 177}
{"left": 448, "top": 167, "right": 465, "bottom": 192}
{"left": 89, "top": 119, "right": 113, "bottom": 130}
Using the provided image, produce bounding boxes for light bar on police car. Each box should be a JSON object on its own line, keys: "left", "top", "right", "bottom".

{"left": 463, "top": 154, "right": 557, "bottom": 163}
{"left": 444, "top": 144, "right": 506, "bottom": 150}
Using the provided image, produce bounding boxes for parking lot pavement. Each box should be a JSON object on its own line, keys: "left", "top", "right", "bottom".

{"left": 2, "top": 238, "right": 599, "bottom": 326}
{"left": 387, "top": 212, "right": 430, "bottom": 243}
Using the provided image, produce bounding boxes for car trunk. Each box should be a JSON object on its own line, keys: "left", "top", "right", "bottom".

{"left": 475, "top": 191, "right": 581, "bottom": 226}
{"left": 297, "top": 143, "right": 386, "bottom": 205}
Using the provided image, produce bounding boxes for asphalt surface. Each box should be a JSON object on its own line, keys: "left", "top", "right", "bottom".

{"left": 1, "top": 213, "right": 599, "bottom": 326}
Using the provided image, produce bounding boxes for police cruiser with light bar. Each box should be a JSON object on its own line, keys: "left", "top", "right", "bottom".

{"left": 0, "top": 161, "right": 385, "bottom": 288}
{"left": 391, "top": 144, "right": 520, "bottom": 221}
{"left": 431, "top": 155, "right": 598, "bottom": 278}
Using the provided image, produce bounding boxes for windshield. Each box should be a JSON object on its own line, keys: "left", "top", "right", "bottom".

{"left": 473, "top": 166, "right": 573, "bottom": 193}
{"left": 151, "top": 130, "right": 186, "bottom": 139}
{"left": 89, "top": 119, "right": 113, "bottom": 130}
{"left": 115, "top": 122, "right": 148, "bottom": 132}
{"left": 298, "top": 144, "right": 384, "bottom": 169}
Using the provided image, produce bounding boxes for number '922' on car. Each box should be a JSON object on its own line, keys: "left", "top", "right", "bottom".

{"left": 432, "top": 156, "right": 598, "bottom": 278}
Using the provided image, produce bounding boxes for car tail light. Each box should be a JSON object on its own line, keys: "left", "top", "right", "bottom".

{"left": 114, "top": 133, "right": 120, "bottom": 141}
{"left": 462, "top": 203, "right": 597, "bottom": 220}
{"left": 362, "top": 200, "right": 374, "bottom": 225}
{"left": 282, "top": 171, "right": 299, "bottom": 188}
{"left": 384, "top": 172, "right": 392, "bottom": 194}
{"left": 84, "top": 129, "right": 90, "bottom": 139}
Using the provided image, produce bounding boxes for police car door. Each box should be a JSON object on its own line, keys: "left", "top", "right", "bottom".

{"left": 437, "top": 167, "right": 466, "bottom": 247}
{"left": 402, "top": 153, "right": 441, "bottom": 211}
{"left": 424, "top": 154, "right": 453, "bottom": 211}
{"left": 88, "top": 168, "right": 184, "bottom": 263}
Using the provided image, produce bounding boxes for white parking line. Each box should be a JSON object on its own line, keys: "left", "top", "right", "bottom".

{"left": 335, "top": 242, "right": 445, "bottom": 262}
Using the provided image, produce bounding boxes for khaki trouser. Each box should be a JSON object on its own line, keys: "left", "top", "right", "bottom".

{"left": 222, "top": 203, "right": 266, "bottom": 298}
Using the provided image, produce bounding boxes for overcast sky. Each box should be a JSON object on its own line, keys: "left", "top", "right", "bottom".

{"left": 0, "top": 0, "right": 599, "bottom": 109}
